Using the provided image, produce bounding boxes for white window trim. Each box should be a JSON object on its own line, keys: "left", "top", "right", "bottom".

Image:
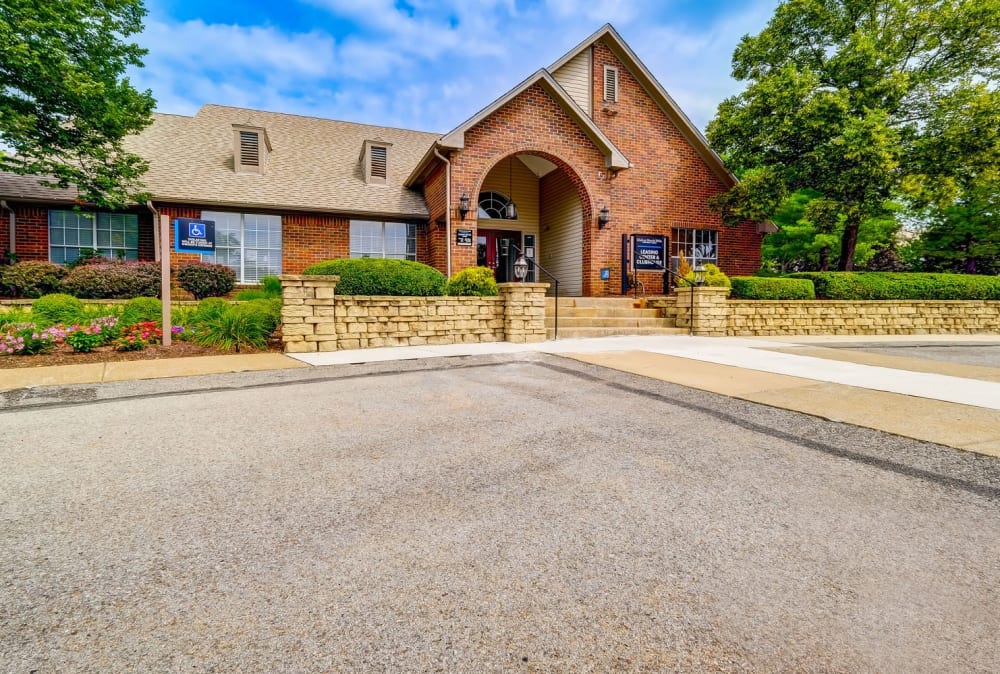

{"left": 200, "top": 211, "right": 282, "bottom": 283}
{"left": 48, "top": 210, "right": 140, "bottom": 263}
{"left": 349, "top": 220, "right": 417, "bottom": 260}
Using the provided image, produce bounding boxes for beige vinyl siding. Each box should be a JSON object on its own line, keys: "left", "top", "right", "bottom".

{"left": 539, "top": 169, "right": 583, "bottom": 296}
{"left": 479, "top": 157, "right": 540, "bottom": 243}
{"left": 553, "top": 49, "right": 592, "bottom": 116}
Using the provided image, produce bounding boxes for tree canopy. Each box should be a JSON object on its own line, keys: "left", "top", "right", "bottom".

{"left": 0, "top": 0, "right": 155, "bottom": 208}
{"left": 707, "top": 0, "right": 1000, "bottom": 270}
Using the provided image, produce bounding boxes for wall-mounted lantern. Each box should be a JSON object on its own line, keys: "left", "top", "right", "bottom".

{"left": 598, "top": 205, "right": 611, "bottom": 229}
{"left": 459, "top": 192, "right": 470, "bottom": 220}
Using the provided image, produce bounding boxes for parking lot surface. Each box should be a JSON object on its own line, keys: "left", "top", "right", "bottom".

{"left": 2, "top": 355, "right": 999, "bottom": 671}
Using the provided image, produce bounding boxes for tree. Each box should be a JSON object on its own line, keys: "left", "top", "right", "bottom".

{"left": 0, "top": 0, "right": 155, "bottom": 208}
{"left": 707, "top": 0, "right": 1000, "bottom": 270}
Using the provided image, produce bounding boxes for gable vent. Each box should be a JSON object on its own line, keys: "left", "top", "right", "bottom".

{"left": 603, "top": 65, "right": 619, "bottom": 102}
{"left": 370, "top": 145, "right": 387, "bottom": 180}
{"left": 240, "top": 131, "right": 260, "bottom": 167}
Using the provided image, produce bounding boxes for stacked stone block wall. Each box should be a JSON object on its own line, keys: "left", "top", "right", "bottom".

{"left": 280, "top": 276, "right": 547, "bottom": 352}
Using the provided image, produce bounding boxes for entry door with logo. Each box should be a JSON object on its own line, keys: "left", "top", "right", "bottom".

{"left": 477, "top": 229, "right": 521, "bottom": 283}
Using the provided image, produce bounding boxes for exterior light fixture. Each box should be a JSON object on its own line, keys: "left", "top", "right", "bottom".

{"left": 513, "top": 255, "right": 529, "bottom": 282}
{"left": 598, "top": 205, "right": 611, "bottom": 229}
{"left": 694, "top": 264, "right": 707, "bottom": 286}
{"left": 506, "top": 157, "right": 519, "bottom": 220}
{"left": 459, "top": 192, "right": 470, "bottom": 220}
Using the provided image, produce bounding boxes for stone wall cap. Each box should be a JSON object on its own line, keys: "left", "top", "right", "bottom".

{"left": 496, "top": 282, "right": 550, "bottom": 289}
{"left": 280, "top": 274, "right": 340, "bottom": 282}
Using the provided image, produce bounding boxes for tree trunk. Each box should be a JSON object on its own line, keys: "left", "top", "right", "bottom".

{"left": 819, "top": 247, "right": 830, "bottom": 271}
{"left": 838, "top": 221, "right": 860, "bottom": 271}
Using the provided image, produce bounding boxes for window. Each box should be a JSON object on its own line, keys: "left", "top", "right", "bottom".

{"left": 350, "top": 220, "right": 416, "bottom": 260}
{"left": 361, "top": 140, "right": 392, "bottom": 184}
{"left": 49, "top": 210, "right": 139, "bottom": 264}
{"left": 478, "top": 191, "right": 516, "bottom": 220}
{"left": 201, "top": 211, "right": 282, "bottom": 283}
{"left": 671, "top": 228, "right": 718, "bottom": 272}
{"left": 603, "top": 65, "right": 619, "bottom": 102}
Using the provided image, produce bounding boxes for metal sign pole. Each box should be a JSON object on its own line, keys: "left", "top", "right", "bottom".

{"left": 160, "top": 214, "right": 172, "bottom": 347}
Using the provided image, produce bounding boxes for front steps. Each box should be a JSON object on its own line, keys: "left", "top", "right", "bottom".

{"left": 545, "top": 297, "right": 684, "bottom": 339}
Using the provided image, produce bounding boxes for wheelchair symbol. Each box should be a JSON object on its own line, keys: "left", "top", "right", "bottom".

{"left": 189, "top": 223, "right": 205, "bottom": 238}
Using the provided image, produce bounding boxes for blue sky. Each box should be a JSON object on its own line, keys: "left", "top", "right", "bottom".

{"left": 134, "top": 0, "right": 781, "bottom": 134}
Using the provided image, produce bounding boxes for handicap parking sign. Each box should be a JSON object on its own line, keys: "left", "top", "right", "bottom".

{"left": 174, "top": 218, "right": 216, "bottom": 253}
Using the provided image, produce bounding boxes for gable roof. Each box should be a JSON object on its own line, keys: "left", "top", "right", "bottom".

{"left": 405, "top": 70, "right": 630, "bottom": 187}
{"left": 551, "top": 24, "right": 737, "bottom": 188}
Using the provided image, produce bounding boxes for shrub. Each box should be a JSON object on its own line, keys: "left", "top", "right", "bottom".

{"left": 32, "top": 293, "right": 84, "bottom": 325}
{"left": 234, "top": 288, "right": 268, "bottom": 301}
{"left": 196, "top": 303, "right": 271, "bottom": 352}
{"left": 176, "top": 262, "right": 236, "bottom": 300}
{"left": 684, "top": 263, "right": 731, "bottom": 288}
{"left": 61, "top": 260, "right": 161, "bottom": 299}
{"left": 240, "top": 297, "right": 282, "bottom": 333}
{"left": 0, "top": 307, "right": 33, "bottom": 330}
{"left": 65, "top": 248, "right": 105, "bottom": 269}
{"left": 446, "top": 266, "right": 499, "bottom": 296}
{"left": 0, "top": 261, "right": 68, "bottom": 298}
{"left": 730, "top": 277, "right": 816, "bottom": 300}
{"left": 193, "top": 297, "right": 231, "bottom": 324}
{"left": 786, "top": 272, "right": 1000, "bottom": 300}
{"left": 65, "top": 324, "right": 106, "bottom": 353}
{"left": 303, "top": 258, "right": 446, "bottom": 296}
{"left": 120, "top": 297, "right": 162, "bottom": 326}
{"left": 260, "top": 275, "right": 282, "bottom": 297}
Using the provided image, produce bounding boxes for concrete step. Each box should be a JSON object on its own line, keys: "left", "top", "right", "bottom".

{"left": 545, "top": 297, "right": 650, "bottom": 309}
{"left": 547, "top": 326, "right": 688, "bottom": 339}
{"left": 545, "top": 317, "right": 677, "bottom": 328}
{"left": 551, "top": 307, "right": 664, "bottom": 318}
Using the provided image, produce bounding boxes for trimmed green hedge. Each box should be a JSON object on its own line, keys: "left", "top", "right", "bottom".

{"left": 731, "top": 277, "right": 815, "bottom": 300}
{"left": 303, "top": 258, "right": 446, "bottom": 296}
{"left": 786, "top": 272, "right": 1000, "bottom": 300}
{"left": 446, "top": 266, "right": 498, "bottom": 296}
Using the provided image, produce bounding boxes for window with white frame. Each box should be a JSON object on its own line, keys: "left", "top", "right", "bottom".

{"left": 49, "top": 210, "right": 139, "bottom": 264}
{"left": 200, "top": 211, "right": 282, "bottom": 283}
{"left": 350, "top": 220, "right": 417, "bottom": 259}
{"left": 671, "top": 228, "right": 718, "bottom": 272}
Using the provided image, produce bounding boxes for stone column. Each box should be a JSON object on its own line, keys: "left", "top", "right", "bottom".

{"left": 279, "top": 274, "right": 339, "bottom": 353}
{"left": 674, "top": 286, "right": 730, "bottom": 336}
{"left": 497, "top": 282, "right": 549, "bottom": 343}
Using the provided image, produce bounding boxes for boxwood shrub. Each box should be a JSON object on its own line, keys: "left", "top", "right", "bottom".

{"left": 303, "top": 258, "right": 446, "bottom": 296}
{"left": 121, "top": 297, "right": 163, "bottom": 326}
{"left": 730, "top": 277, "right": 816, "bottom": 300}
{"left": 32, "top": 293, "right": 85, "bottom": 325}
{"left": 446, "top": 266, "right": 498, "bottom": 296}
{"left": 0, "top": 261, "right": 68, "bottom": 298}
{"left": 786, "top": 272, "right": 1000, "bottom": 300}
{"left": 61, "top": 260, "right": 161, "bottom": 299}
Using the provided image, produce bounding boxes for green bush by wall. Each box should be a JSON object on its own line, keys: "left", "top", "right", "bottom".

{"left": 786, "top": 272, "right": 1000, "bottom": 300}
{"left": 304, "top": 258, "right": 446, "bottom": 296}
{"left": 0, "top": 261, "right": 68, "bottom": 298}
{"left": 446, "top": 267, "right": 498, "bottom": 296}
{"left": 120, "top": 297, "right": 163, "bottom": 326}
{"left": 176, "top": 262, "right": 237, "bottom": 300}
{"left": 730, "top": 277, "right": 816, "bottom": 300}
{"left": 61, "top": 260, "right": 161, "bottom": 299}
{"left": 32, "top": 293, "right": 85, "bottom": 325}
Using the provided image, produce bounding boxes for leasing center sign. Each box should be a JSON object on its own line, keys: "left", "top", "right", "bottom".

{"left": 632, "top": 234, "right": 667, "bottom": 270}
{"left": 174, "top": 218, "right": 216, "bottom": 253}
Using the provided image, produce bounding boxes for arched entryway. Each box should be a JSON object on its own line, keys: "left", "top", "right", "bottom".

{"left": 474, "top": 152, "right": 589, "bottom": 296}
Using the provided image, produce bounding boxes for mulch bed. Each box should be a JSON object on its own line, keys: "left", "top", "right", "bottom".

{"left": 0, "top": 341, "right": 281, "bottom": 369}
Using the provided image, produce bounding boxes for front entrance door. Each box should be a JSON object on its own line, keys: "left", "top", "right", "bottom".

{"left": 477, "top": 229, "right": 521, "bottom": 283}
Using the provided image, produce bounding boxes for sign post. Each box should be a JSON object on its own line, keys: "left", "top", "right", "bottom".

{"left": 160, "top": 214, "right": 171, "bottom": 346}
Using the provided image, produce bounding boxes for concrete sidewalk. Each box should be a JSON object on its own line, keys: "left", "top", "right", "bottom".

{"left": 3, "top": 334, "right": 999, "bottom": 456}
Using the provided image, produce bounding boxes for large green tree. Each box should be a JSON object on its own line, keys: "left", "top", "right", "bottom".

{"left": 0, "top": 0, "right": 155, "bottom": 208}
{"left": 707, "top": 0, "right": 1000, "bottom": 270}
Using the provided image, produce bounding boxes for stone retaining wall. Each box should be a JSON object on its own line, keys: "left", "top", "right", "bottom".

{"left": 280, "top": 275, "right": 547, "bottom": 352}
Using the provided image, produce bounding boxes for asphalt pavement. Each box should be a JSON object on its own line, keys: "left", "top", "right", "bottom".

{"left": 2, "top": 354, "right": 999, "bottom": 671}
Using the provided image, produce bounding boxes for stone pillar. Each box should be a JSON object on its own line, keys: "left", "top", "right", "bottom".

{"left": 675, "top": 286, "right": 730, "bottom": 336}
{"left": 279, "top": 274, "right": 339, "bottom": 353}
{"left": 498, "top": 282, "right": 549, "bottom": 343}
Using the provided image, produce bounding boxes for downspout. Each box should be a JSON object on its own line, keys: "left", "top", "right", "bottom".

{"left": 432, "top": 146, "right": 452, "bottom": 277}
{"left": 146, "top": 201, "right": 160, "bottom": 261}
{"left": 1, "top": 201, "right": 14, "bottom": 256}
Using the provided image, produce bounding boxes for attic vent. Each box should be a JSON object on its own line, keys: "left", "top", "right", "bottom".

{"left": 370, "top": 146, "right": 387, "bottom": 180}
{"left": 240, "top": 131, "right": 259, "bottom": 166}
{"left": 603, "top": 65, "right": 619, "bottom": 102}
{"left": 361, "top": 139, "right": 392, "bottom": 185}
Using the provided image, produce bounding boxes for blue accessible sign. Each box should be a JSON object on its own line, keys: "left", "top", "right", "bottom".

{"left": 632, "top": 234, "right": 667, "bottom": 270}
{"left": 174, "top": 218, "right": 216, "bottom": 253}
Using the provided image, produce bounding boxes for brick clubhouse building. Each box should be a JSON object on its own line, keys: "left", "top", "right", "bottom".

{"left": 0, "top": 25, "right": 771, "bottom": 297}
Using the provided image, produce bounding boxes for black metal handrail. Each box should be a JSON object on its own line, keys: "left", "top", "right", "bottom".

{"left": 510, "top": 242, "right": 559, "bottom": 340}
{"left": 630, "top": 258, "right": 698, "bottom": 336}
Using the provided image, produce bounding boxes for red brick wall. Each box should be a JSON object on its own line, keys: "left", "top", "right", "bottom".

{"left": 422, "top": 163, "right": 449, "bottom": 274}
{"left": 3, "top": 202, "right": 155, "bottom": 263}
{"left": 588, "top": 40, "right": 763, "bottom": 293}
